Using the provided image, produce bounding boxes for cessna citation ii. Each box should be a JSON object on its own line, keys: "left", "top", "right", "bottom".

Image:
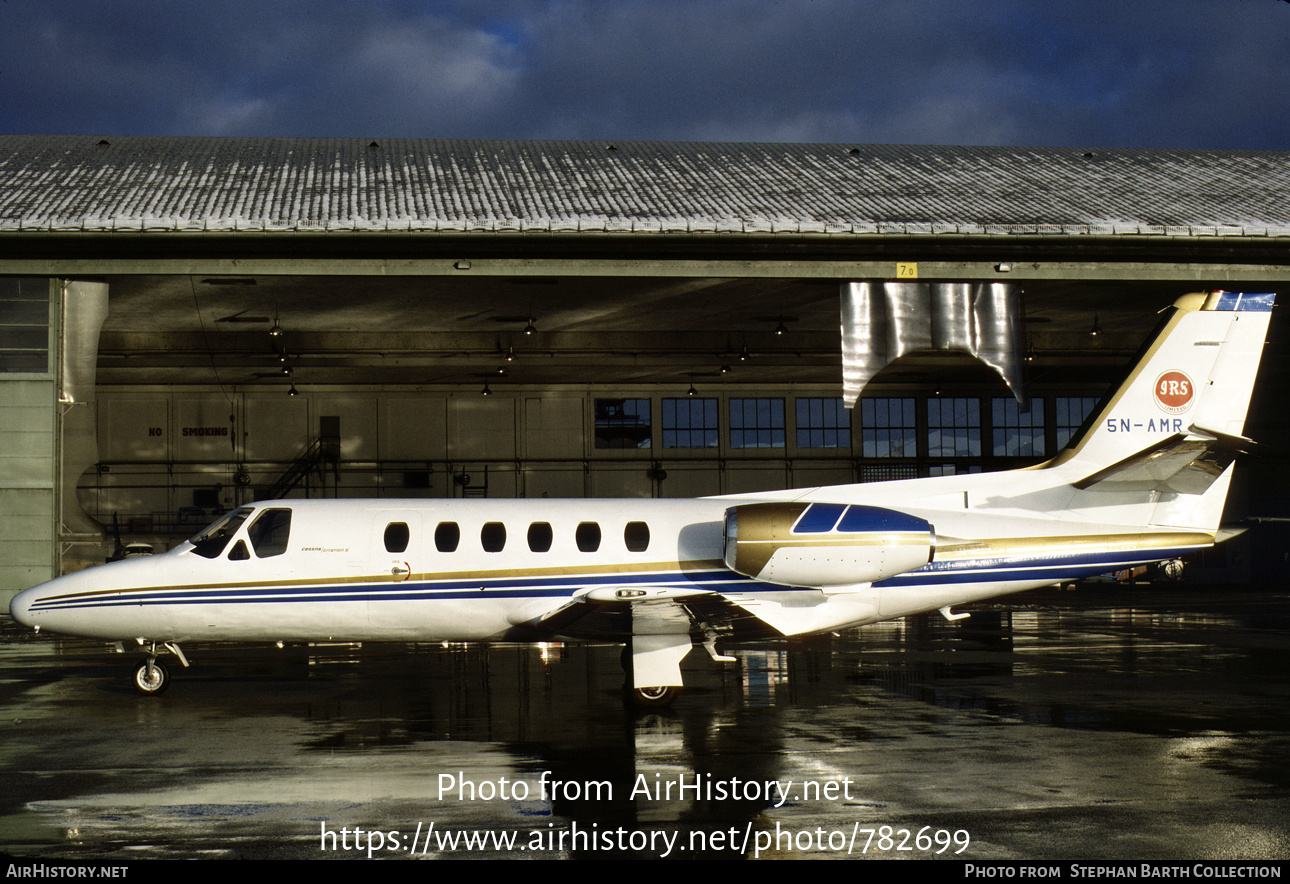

{"left": 8, "top": 291, "right": 1275, "bottom": 705}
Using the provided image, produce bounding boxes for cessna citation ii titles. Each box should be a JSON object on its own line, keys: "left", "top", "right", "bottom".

{"left": 9, "top": 291, "right": 1276, "bottom": 705}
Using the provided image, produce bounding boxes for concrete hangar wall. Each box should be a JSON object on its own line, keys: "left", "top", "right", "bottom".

{"left": 1, "top": 135, "right": 1289, "bottom": 602}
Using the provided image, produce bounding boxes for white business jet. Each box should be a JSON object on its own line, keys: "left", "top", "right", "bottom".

{"left": 9, "top": 291, "right": 1274, "bottom": 705}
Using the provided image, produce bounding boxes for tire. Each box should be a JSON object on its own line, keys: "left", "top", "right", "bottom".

{"left": 631, "top": 685, "right": 681, "bottom": 707}
{"left": 134, "top": 659, "right": 170, "bottom": 695}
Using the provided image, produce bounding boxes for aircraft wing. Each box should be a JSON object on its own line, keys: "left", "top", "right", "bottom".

{"left": 1072, "top": 427, "right": 1261, "bottom": 494}
{"left": 523, "top": 585, "right": 783, "bottom": 642}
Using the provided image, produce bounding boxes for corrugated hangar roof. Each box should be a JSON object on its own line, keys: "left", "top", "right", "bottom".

{"left": 1, "top": 135, "right": 1289, "bottom": 239}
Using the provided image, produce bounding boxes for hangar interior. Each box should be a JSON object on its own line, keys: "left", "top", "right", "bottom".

{"left": 85, "top": 274, "right": 1174, "bottom": 506}
{"left": 1, "top": 137, "right": 1288, "bottom": 599}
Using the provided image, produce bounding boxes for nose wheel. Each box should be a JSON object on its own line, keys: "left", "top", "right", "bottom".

{"left": 134, "top": 657, "right": 170, "bottom": 694}
{"left": 631, "top": 685, "right": 681, "bottom": 707}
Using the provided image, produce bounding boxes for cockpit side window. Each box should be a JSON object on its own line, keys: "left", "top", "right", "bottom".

{"left": 248, "top": 508, "right": 292, "bottom": 558}
{"left": 189, "top": 508, "right": 252, "bottom": 559}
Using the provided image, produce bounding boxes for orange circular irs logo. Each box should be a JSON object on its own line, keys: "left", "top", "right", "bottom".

{"left": 1154, "top": 370, "right": 1195, "bottom": 414}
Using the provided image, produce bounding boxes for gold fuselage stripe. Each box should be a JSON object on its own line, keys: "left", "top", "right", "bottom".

{"left": 38, "top": 558, "right": 728, "bottom": 601}
{"left": 933, "top": 531, "right": 1213, "bottom": 560}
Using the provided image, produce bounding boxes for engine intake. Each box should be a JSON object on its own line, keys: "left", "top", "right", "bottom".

{"left": 723, "top": 501, "right": 933, "bottom": 588}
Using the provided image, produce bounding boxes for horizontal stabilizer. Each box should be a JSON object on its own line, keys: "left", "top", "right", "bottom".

{"left": 1073, "top": 426, "right": 1259, "bottom": 494}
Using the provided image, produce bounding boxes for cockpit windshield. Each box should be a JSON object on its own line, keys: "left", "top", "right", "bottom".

{"left": 188, "top": 508, "right": 252, "bottom": 559}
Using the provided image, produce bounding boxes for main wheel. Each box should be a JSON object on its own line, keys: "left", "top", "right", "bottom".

{"left": 134, "top": 659, "right": 170, "bottom": 695}
{"left": 631, "top": 685, "right": 681, "bottom": 707}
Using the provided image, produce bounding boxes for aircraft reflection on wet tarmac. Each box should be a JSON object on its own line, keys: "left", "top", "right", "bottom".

{"left": 2, "top": 586, "right": 1289, "bottom": 860}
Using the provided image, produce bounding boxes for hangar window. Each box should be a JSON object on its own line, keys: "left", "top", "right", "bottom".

{"left": 595, "top": 399, "right": 651, "bottom": 449}
{"left": 435, "top": 521, "right": 461, "bottom": 553}
{"left": 929, "top": 464, "right": 983, "bottom": 476}
{"left": 576, "top": 521, "right": 602, "bottom": 552}
{"left": 0, "top": 277, "right": 50, "bottom": 374}
{"left": 992, "top": 398, "right": 1045, "bottom": 457}
{"left": 927, "top": 398, "right": 981, "bottom": 457}
{"left": 481, "top": 522, "right": 507, "bottom": 552}
{"left": 662, "top": 398, "right": 718, "bottom": 448}
{"left": 248, "top": 508, "right": 292, "bottom": 557}
{"left": 189, "top": 507, "right": 252, "bottom": 559}
{"left": 796, "top": 398, "right": 851, "bottom": 448}
{"left": 1055, "top": 396, "right": 1100, "bottom": 449}
{"left": 730, "top": 398, "right": 785, "bottom": 448}
{"left": 858, "top": 398, "right": 917, "bottom": 457}
{"left": 624, "top": 521, "right": 650, "bottom": 552}
{"left": 527, "top": 521, "right": 553, "bottom": 552}
{"left": 384, "top": 521, "right": 410, "bottom": 554}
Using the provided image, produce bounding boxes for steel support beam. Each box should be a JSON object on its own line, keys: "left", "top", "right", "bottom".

{"left": 1, "top": 258, "right": 1289, "bottom": 281}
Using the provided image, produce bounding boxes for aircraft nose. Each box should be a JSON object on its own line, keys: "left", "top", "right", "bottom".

{"left": 9, "top": 586, "right": 36, "bottom": 628}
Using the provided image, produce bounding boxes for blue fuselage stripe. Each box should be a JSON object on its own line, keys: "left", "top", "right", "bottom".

{"left": 29, "top": 544, "right": 1201, "bottom": 612}
{"left": 875, "top": 545, "right": 1201, "bottom": 587}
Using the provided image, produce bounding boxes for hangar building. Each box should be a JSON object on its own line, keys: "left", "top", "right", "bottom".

{"left": 0, "top": 135, "right": 1287, "bottom": 602}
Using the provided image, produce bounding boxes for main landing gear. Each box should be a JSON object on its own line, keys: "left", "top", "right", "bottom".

{"left": 129, "top": 640, "right": 188, "bottom": 695}
{"left": 623, "top": 634, "right": 733, "bottom": 708}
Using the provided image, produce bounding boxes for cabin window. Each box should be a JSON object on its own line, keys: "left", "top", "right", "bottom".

{"left": 435, "top": 521, "right": 460, "bottom": 553}
{"left": 481, "top": 522, "right": 507, "bottom": 553}
{"left": 528, "top": 522, "right": 553, "bottom": 553}
{"left": 576, "top": 521, "right": 601, "bottom": 553}
{"left": 624, "top": 521, "right": 650, "bottom": 552}
{"left": 189, "top": 508, "right": 252, "bottom": 559}
{"left": 248, "top": 508, "right": 292, "bottom": 558}
{"left": 228, "top": 540, "right": 250, "bottom": 561}
{"left": 384, "top": 522, "right": 410, "bottom": 554}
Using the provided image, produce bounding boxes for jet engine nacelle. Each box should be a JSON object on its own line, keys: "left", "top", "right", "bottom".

{"left": 723, "top": 501, "right": 934, "bottom": 588}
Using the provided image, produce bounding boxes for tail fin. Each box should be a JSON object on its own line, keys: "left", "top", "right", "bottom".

{"left": 1061, "top": 291, "right": 1273, "bottom": 532}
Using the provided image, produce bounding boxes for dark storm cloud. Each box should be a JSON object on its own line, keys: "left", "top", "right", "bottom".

{"left": 0, "top": 0, "right": 1286, "bottom": 148}
{"left": 0, "top": 1, "right": 523, "bottom": 136}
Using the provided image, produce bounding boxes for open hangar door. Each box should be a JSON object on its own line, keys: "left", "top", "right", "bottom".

{"left": 67, "top": 273, "right": 1289, "bottom": 585}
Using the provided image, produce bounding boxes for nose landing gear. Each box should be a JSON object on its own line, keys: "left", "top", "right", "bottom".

{"left": 631, "top": 684, "right": 681, "bottom": 707}
{"left": 130, "top": 640, "right": 188, "bottom": 695}
{"left": 133, "top": 657, "right": 170, "bottom": 694}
